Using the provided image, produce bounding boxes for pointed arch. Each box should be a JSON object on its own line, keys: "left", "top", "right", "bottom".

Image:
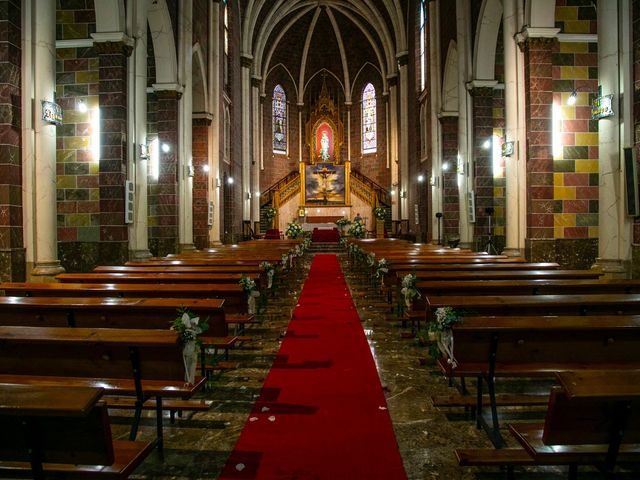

{"left": 94, "top": 0, "right": 125, "bottom": 33}
{"left": 362, "top": 83, "right": 376, "bottom": 154}
{"left": 351, "top": 62, "right": 383, "bottom": 99}
{"left": 473, "top": 0, "right": 502, "bottom": 81}
{"left": 304, "top": 69, "right": 345, "bottom": 97}
{"left": 192, "top": 43, "right": 208, "bottom": 115}
{"left": 265, "top": 63, "right": 299, "bottom": 100}
{"left": 148, "top": 0, "right": 178, "bottom": 87}
{"left": 442, "top": 40, "right": 458, "bottom": 113}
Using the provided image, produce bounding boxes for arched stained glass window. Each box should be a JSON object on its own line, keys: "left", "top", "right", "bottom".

{"left": 419, "top": 0, "right": 427, "bottom": 91}
{"left": 272, "top": 84, "right": 287, "bottom": 153}
{"left": 224, "top": 105, "right": 231, "bottom": 164}
{"left": 362, "top": 83, "right": 376, "bottom": 154}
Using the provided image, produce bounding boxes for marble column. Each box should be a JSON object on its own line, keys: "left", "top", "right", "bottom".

{"left": 469, "top": 84, "right": 497, "bottom": 247}
{"left": 456, "top": 0, "right": 473, "bottom": 247}
{"left": 523, "top": 35, "right": 557, "bottom": 260}
{"left": 429, "top": 0, "right": 442, "bottom": 244}
{"left": 440, "top": 115, "right": 460, "bottom": 243}
{"left": 123, "top": 0, "right": 150, "bottom": 260}
{"left": 398, "top": 54, "right": 409, "bottom": 222}
{"left": 208, "top": 0, "right": 222, "bottom": 246}
{"left": 251, "top": 78, "right": 261, "bottom": 226}
{"left": 388, "top": 78, "right": 399, "bottom": 221}
{"left": 178, "top": 0, "right": 194, "bottom": 252}
{"left": 95, "top": 38, "right": 132, "bottom": 265}
{"left": 32, "top": 0, "right": 64, "bottom": 276}
{"left": 502, "top": 0, "right": 526, "bottom": 257}
{"left": 0, "top": 0, "right": 25, "bottom": 280}
{"left": 241, "top": 54, "right": 252, "bottom": 222}
{"left": 593, "top": 0, "right": 632, "bottom": 275}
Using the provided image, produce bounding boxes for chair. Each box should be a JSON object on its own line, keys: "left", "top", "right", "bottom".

{"left": 264, "top": 229, "right": 281, "bottom": 240}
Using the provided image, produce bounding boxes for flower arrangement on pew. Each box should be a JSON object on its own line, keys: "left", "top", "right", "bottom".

{"left": 239, "top": 275, "right": 261, "bottom": 315}
{"left": 366, "top": 252, "right": 376, "bottom": 267}
{"left": 260, "top": 261, "right": 275, "bottom": 289}
{"left": 171, "top": 307, "right": 209, "bottom": 385}
{"left": 280, "top": 253, "right": 289, "bottom": 271}
{"left": 285, "top": 221, "right": 304, "bottom": 239}
{"left": 348, "top": 219, "right": 366, "bottom": 238}
{"left": 339, "top": 237, "right": 348, "bottom": 248}
{"left": 302, "top": 237, "right": 312, "bottom": 251}
{"left": 426, "top": 307, "right": 462, "bottom": 369}
{"left": 375, "top": 258, "right": 390, "bottom": 287}
{"left": 400, "top": 273, "right": 421, "bottom": 310}
{"left": 373, "top": 206, "right": 386, "bottom": 220}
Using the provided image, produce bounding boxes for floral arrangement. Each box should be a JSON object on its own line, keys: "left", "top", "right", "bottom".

{"left": 335, "top": 218, "right": 351, "bottom": 229}
{"left": 264, "top": 206, "right": 277, "bottom": 222}
{"left": 285, "top": 221, "right": 304, "bottom": 239}
{"left": 170, "top": 307, "right": 209, "bottom": 384}
{"left": 427, "top": 307, "right": 462, "bottom": 368}
{"left": 339, "top": 237, "right": 348, "bottom": 248}
{"left": 239, "top": 275, "right": 261, "bottom": 314}
{"left": 376, "top": 258, "right": 389, "bottom": 282}
{"left": 348, "top": 219, "right": 366, "bottom": 238}
{"left": 260, "top": 261, "right": 275, "bottom": 289}
{"left": 302, "top": 238, "right": 312, "bottom": 250}
{"left": 373, "top": 206, "right": 386, "bottom": 220}
{"left": 366, "top": 252, "right": 376, "bottom": 267}
{"left": 400, "top": 273, "right": 421, "bottom": 309}
{"left": 280, "top": 253, "right": 289, "bottom": 270}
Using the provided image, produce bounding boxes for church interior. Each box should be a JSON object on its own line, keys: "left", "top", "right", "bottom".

{"left": 3, "top": 0, "right": 640, "bottom": 478}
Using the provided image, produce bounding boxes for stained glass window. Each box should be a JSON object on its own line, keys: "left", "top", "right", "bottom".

{"left": 419, "top": 0, "right": 427, "bottom": 91}
{"left": 272, "top": 84, "right": 287, "bottom": 153}
{"left": 224, "top": 105, "right": 231, "bottom": 164}
{"left": 224, "top": 2, "right": 229, "bottom": 87}
{"left": 362, "top": 83, "right": 376, "bottom": 153}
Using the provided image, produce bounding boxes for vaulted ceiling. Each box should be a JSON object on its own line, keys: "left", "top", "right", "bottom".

{"left": 240, "top": 1, "right": 408, "bottom": 102}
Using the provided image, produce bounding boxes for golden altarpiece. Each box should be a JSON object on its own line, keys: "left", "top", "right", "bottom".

{"left": 299, "top": 83, "right": 351, "bottom": 217}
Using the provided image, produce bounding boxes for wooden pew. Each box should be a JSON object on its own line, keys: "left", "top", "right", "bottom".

{"left": 456, "top": 370, "right": 640, "bottom": 479}
{"left": 94, "top": 265, "right": 264, "bottom": 274}
{"left": 0, "top": 326, "right": 206, "bottom": 451}
{"left": 0, "top": 384, "right": 153, "bottom": 479}
{"left": 413, "top": 278, "right": 640, "bottom": 297}
{"left": 433, "top": 315, "right": 640, "bottom": 446}
{"left": 0, "top": 281, "right": 248, "bottom": 316}
{"left": 56, "top": 272, "right": 259, "bottom": 284}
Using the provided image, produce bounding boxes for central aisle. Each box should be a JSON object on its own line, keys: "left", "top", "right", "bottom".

{"left": 220, "top": 253, "right": 407, "bottom": 479}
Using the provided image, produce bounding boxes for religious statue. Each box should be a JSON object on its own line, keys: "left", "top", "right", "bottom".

{"left": 320, "top": 131, "right": 330, "bottom": 161}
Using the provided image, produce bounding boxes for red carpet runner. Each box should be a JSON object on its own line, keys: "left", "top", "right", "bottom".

{"left": 220, "top": 254, "right": 407, "bottom": 479}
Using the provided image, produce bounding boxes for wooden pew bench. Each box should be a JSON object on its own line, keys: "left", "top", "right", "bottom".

{"left": 0, "top": 326, "right": 207, "bottom": 452}
{"left": 433, "top": 315, "right": 640, "bottom": 446}
{"left": 456, "top": 370, "right": 640, "bottom": 480}
{"left": 0, "top": 295, "right": 239, "bottom": 381}
{"left": 0, "top": 384, "right": 153, "bottom": 479}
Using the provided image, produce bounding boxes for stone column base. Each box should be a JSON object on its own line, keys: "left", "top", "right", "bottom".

{"left": 501, "top": 247, "right": 523, "bottom": 258}
{"left": 209, "top": 241, "right": 223, "bottom": 247}
{"left": 30, "top": 261, "right": 65, "bottom": 281}
{"left": 129, "top": 249, "right": 152, "bottom": 261}
{"left": 179, "top": 243, "right": 197, "bottom": 253}
{"left": 591, "top": 257, "right": 629, "bottom": 279}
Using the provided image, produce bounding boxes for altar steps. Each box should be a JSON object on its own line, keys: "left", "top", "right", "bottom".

{"left": 308, "top": 242, "right": 343, "bottom": 253}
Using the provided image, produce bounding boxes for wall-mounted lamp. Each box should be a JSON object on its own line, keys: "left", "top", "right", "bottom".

{"left": 227, "top": 176, "right": 234, "bottom": 185}
{"left": 161, "top": 143, "right": 171, "bottom": 153}
{"left": 567, "top": 90, "right": 577, "bottom": 106}
{"left": 139, "top": 143, "right": 149, "bottom": 159}
{"left": 442, "top": 162, "right": 450, "bottom": 172}
{"left": 246, "top": 191, "right": 252, "bottom": 199}
{"left": 202, "top": 164, "right": 210, "bottom": 172}
{"left": 417, "top": 174, "right": 425, "bottom": 183}
{"left": 430, "top": 176, "right": 439, "bottom": 187}
{"left": 400, "top": 189, "right": 407, "bottom": 199}
{"left": 255, "top": 191, "right": 260, "bottom": 198}
{"left": 482, "top": 139, "right": 491, "bottom": 150}
{"left": 77, "top": 98, "right": 88, "bottom": 113}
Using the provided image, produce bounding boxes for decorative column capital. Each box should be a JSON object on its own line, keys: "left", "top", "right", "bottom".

{"left": 396, "top": 51, "right": 409, "bottom": 67}
{"left": 153, "top": 83, "right": 184, "bottom": 100}
{"left": 241, "top": 53, "right": 253, "bottom": 69}
{"left": 91, "top": 32, "right": 134, "bottom": 56}
{"left": 515, "top": 27, "right": 560, "bottom": 51}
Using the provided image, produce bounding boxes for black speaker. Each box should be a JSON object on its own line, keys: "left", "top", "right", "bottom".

{"left": 624, "top": 147, "right": 639, "bottom": 217}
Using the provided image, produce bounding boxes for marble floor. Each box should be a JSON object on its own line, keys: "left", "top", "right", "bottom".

{"left": 118, "top": 252, "right": 639, "bottom": 480}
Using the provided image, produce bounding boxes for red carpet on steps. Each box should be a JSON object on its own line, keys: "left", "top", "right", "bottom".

{"left": 220, "top": 254, "right": 407, "bottom": 479}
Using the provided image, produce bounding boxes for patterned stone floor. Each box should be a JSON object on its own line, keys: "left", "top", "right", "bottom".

{"left": 119, "top": 252, "right": 638, "bottom": 479}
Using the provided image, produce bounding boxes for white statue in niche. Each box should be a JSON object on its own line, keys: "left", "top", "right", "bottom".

{"left": 320, "top": 131, "right": 330, "bottom": 161}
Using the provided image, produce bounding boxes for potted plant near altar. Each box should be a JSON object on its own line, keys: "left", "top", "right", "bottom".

{"left": 285, "top": 221, "right": 304, "bottom": 239}
{"left": 170, "top": 308, "right": 209, "bottom": 385}
{"left": 373, "top": 206, "right": 386, "bottom": 238}
{"left": 264, "top": 206, "right": 277, "bottom": 228}
{"left": 348, "top": 219, "right": 366, "bottom": 238}
{"left": 335, "top": 218, "right": 351, "bottom": 234}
